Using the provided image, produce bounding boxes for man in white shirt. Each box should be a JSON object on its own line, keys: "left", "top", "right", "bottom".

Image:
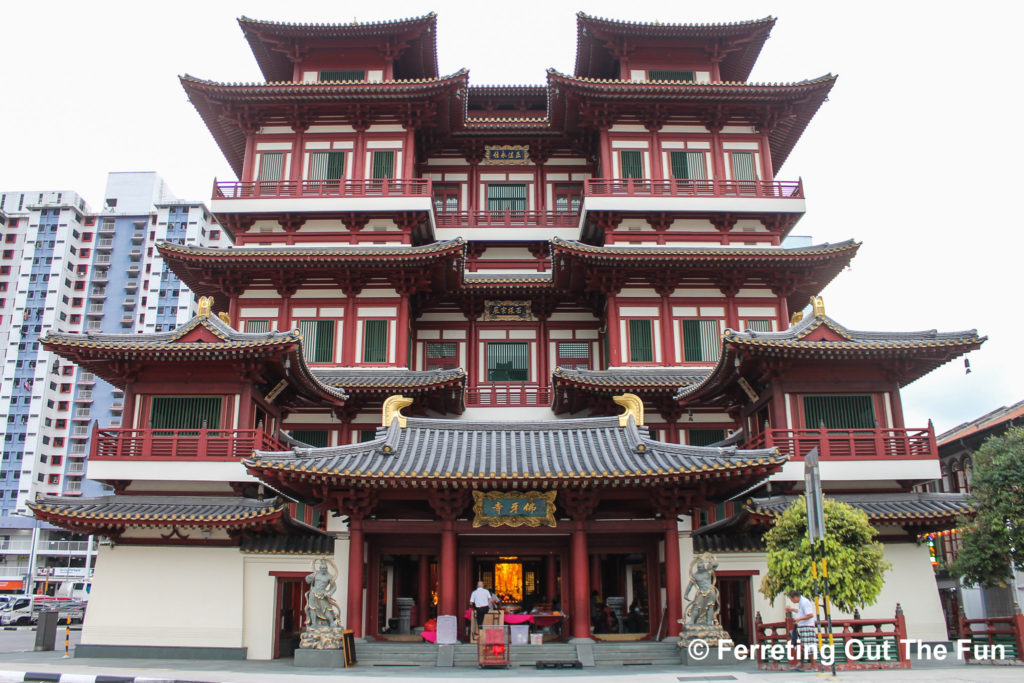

{"left": 469, "top": 581, "right": 496, "bottom": 633}
{"left": 785, "top": 590, "right": 820, "bottom": 672}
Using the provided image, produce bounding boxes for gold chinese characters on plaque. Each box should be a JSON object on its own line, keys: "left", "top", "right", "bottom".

{"left": 472, "top": 490, "right": 557, "bottom": 528}
{"left": 482, "top": 145, "right": 530, "bottom": 165}
{"left": 483, "top": 300, "right": 533, "bottom": 322}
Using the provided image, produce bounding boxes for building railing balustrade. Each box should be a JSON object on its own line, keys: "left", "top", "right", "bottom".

{"left": 584, "top": 178, "right": 804, "bottom": 199}
{"left": 466, "top": 384, "right": 552, "bottom": 407}
{"left": 90, "top": 426, "right": 285, "bottom": 461}
{"left": 743, "top": 426, "right": 937, "bottom": 460}
{"left": 213, "top": 178, "right": 432, "bottom": 200}
{"left": 435, "top": 210, "right": 579, "bottom": 228}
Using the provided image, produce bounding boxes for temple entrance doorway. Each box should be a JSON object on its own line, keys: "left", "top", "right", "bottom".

{"left": 592, "top": 553, "right": 651, "bottom": 636}
{"left": 718, "top": 575, "right": 754, "bottom": 645}
{"left": 273, "top": 575, "right": 306, "bottom": 658}
{"left": 375, "top": 554, "right": 436, "bottom": 636}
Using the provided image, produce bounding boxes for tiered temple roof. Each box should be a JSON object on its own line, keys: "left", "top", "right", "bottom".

{"left": 573, "top": 13, "right": 776, "bottom": 82}
{"left": 678, "top": 310, "right": 986, "bottom": 406}
{"left": 246, "top": 414, "right": 785, "bottom": 497}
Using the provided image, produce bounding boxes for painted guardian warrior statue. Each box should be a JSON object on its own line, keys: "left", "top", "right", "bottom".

{"left": 299, "top": 558, "right": 344, "bottom": 649}
{"left": 679, "top": 552, "right": 732, "bottom": 645}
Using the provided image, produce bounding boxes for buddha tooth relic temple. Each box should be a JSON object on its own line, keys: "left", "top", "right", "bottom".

{"left": 29, "top": 12, "right": 984, "bottom": 661}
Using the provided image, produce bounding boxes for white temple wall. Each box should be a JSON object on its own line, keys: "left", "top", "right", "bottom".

{"left": 82, "top": 545, "right": 244, "bottom": 649}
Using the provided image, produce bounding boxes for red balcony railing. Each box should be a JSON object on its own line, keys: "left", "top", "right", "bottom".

{"left": 435, "top": 210, "right": 579, "bottom": 228}
{"left": 212, "top": 178, "right": 432, "bottom": 200}
{"left": 466, "top": 384, "right": 552, "bottom": 407}
{"left": 743, "top": 427, "right": 937, "bottom": 460}
{"left": 958, "top": 613, "right": 1024, "bottom": 660}
{"left": 90, "top": 427, "right": 285, "bottom": 461}
{"left": 584, "top": 178, "right": 803, "bottom": 199}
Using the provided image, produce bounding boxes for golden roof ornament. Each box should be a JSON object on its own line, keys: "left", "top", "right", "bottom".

{"left": 810, "top": 296, "right": 826, "bottom": 318}
{"left": 218, "top": 311, "right": 232, "bottom": 325}
{"left": 197, "top": 296, "right": 213, "bottom": 318}
{"left": 382, "top": 395, "right": 413, "bottom": 428}
{"left": 612, "top": 393, "right": 644, "bottom": 427}
{"left": 790, "top": 311, "right": 804, "bottom": 325}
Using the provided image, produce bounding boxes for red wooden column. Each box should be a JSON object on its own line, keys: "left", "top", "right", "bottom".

{"left": 652, "top": 486, "right": 690, "bottom": 639}
{"left": 663, "top": 518, "right": 682, "bottom": 638}
{"left": 439, "top": 520, "right": 457, "bottom": 616}
{"left": 605, "top": 294, "right": 621, "bottom": 366}
{"left": 347, "top": 518, "right": 366, "bottom": 636}
{"left": 428, "top": 490, "right": 469, "bottom": 620}
{"left": 563, "top": 490, "right": 598, "bottom": 640}
{"left": 546, "top": 553, "right": 558, "bottom": 603}
{"left": 417, "top": 554, "right": 432, "bottom": 626}
{"left": 336, "top": 489, "right": 376, "bottom": 639}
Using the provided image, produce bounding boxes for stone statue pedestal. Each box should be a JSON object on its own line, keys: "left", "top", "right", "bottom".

{"left": 677, "top": 624, "right": 737, "bottom": 666}
{"left": 295, "top": 647, "right": 346, "bottom": 668}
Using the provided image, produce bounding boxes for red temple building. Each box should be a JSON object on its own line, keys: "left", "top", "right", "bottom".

{"left": 31, "top": 12, "right": 984, "bottom": 664}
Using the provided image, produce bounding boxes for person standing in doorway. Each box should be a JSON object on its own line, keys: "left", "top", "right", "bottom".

{"left": 470, "top": 581, "right": 496, "bottom": 634}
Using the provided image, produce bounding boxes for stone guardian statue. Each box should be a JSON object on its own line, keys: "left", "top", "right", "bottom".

{"left": 299, "top": 558, "right": 344, "bottom": 650}
{"left": 679, "top": 552, "right": 733, "bottom": 646}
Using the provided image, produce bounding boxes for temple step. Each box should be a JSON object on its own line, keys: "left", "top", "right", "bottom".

{"left": 592, "top": 641, "right": 683, "bottom": 666}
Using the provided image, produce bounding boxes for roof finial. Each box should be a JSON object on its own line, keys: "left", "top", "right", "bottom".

{"left": 790, "top": 311, "right": 804, "bottom": 325}
{"left": 613, "top": 393, "right": 644, "bottom": 427}
{"left": 382, "top": 395, "right": 413, "bottom": 428}
{"left": 218, "top": 311, "right": 232, "bottom": 325}
{"left": 197, "top": 296, "right": 213, "bottom": 318}
{"left": 810, "top": 296, "right": 826, "bottom": 318}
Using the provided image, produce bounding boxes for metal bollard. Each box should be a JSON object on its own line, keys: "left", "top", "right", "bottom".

{"left": 64, "top": 616, "right": 70, "bottom": 658}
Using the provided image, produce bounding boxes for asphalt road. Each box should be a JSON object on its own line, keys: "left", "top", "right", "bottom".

{"left": 0, "top": 626, "right": 81, "bottom": 654}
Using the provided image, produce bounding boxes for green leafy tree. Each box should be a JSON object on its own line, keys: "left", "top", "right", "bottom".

{"left": 949, "top": 426, "right": 1024, "bottom": 588}
{"left": 760, "top": 497, "right": 891, "bottom": 612}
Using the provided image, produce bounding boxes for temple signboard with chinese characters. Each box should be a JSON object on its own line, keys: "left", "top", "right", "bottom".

{"left": 482, "top": 145, "right": 530, "bottom": 165}
{"left": 482, "top": 300, "right": 533, "bottom": 321}
{"left": 472, "top": 490, "right": 557, "bottom": 528}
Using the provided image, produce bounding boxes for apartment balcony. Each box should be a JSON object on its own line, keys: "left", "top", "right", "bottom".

{"left": 0, "top": 540, "right": 93, "bottom": 554}
{"left": 90, "top": 427, "right": 285, "bottom": 461}
{"left": 210, "top": 178, "right": 434, "bottom": 216}
{"left": 466, "top": 384, "right": 553, "bottom": 408}
{"left": 131, "top": 233, "right": 144, "bottom": 243}
{"left": 743, "top": 426, "right": 937, "bottom": 461}
{"left": 434, "top": 210, "right": 580, "bottom": 241}
{"left": 581, "top": 178, "right": 806, "bottom": 218}
{"left": 66, "top": 461, "right": 85, "bottom": 474}
{"left": 96, "top": 239, "right": 114, "bottom": 249}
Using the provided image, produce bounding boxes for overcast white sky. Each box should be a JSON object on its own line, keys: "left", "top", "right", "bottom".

{"left": 1, "top": 1, "right": 1021, "bottom": 432}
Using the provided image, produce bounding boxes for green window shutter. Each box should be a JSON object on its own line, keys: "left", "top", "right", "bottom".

{"left": 486, "top": 183, "right": 527, "bottom": 212}
{"left": 802, "top": 395, "right": 876, "bottom": 429}
{"left": 371, "top": 151, "right": 395, "bottom": 179}
{"left": 648, "top": 69, "right": 695, "bottom": 82}
{"left": 731, "top": 152, "right": 757, "bottom": 181}
{"left": 628, "top": 319, "right": 654, "bottom": 362}
{"left": 314, "top": 320, "right": 334, "bottom": 363}
{"left": 290, "top": 429, "right": 329, "bottom": 448}
{"left": 746, "top": 319, "right": 773, "bottom": 333}
{"left": 299, "top": 320, "right": 335, "bottom": 363}
{"left": 258, "top": 152, "right": 283, "bottom": 181}
{"left": 150, "top": 397, "right": 222, "bottom": 430}
{"left": 667, "top": 150, "right": 708, "bottom": 180}
{"left": 620, "top": 150, "right": 644, "bottom": 179}
{"left": 362, "top": 320, "right": 389, "bottom": 363}
{"left": 358, "top": 429, "right": 378, "bottom": 442}
{"left": 319, "top": 70, "right": 365, "bottom": 82}
{"left": 689, "top": 428, "right": 727, "bottom": 447}
{"left": 487, "top": 342, "right": 529, "bottom": 381}
{"left": 683, "top": 319, "right": 720, "bottom": 362}
{"left": 671, "top": 151, "right": 707, "bottom": 180}
{"left": 244, "top": 319, "right": 270, "bottom": 334}
{"left": 309, "top": 151, "right": 345, "bottom": 180}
